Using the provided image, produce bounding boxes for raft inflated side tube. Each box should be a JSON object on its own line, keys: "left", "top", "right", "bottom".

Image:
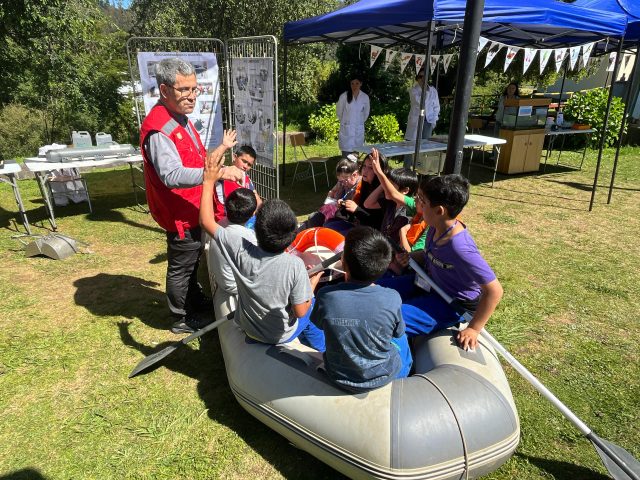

{"left": 46, "top": 144, "right": 137, "bottom": 162}
{"left": 218, "top": 321, "right": 520, "bottom": 480}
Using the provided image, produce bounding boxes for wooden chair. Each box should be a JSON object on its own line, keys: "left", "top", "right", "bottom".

{"left": 290, "top": 133, "right": 330, "bottom": 192}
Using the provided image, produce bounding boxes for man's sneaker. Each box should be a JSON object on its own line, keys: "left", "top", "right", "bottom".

{"left": 170, "top": 314, "right": 214, "bottom": 334}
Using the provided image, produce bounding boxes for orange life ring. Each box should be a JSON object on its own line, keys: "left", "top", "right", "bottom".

{"left": 287, "top": 227, "right": 345, "bottom": 282}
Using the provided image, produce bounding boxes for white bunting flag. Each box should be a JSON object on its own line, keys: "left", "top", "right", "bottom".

{"left": 370, "top": 45, "right": 383, "bottom": 68}
{"left": 442, "top": 54, "right": 454, "bottom": 73}
{"left": 384, "top": 49, "right": 399, "bottom": 70}
{"left": 617, "top": 54, "right": 636, "bottom": 81}
{"left": 400, "top": 52, "right": 413, "bottom": 74}
{"left": 581, "top": 43, "right": 595, "bottom": 69}
{"left": 607, "top": 52, "right": 617, "bottom": 72}
{"left": 414, "top": 54, "right": 426, "bottom": 75}
{"left": 539, "top": 49, "right": 552, "bottom": 74}
{"left": 523, "top": 48, "right": 537, "bottom": 74}
{"left": 485, "top": 42, "right": 503, "bottom": 68}
{"left": 430, "top": 54, "right": 440, "bottom": 74}
{"left": 554, "top": 48, "right": 567, "bottom": 72}
{"left": 569, "top": 46, "right": 581, "bottom": 70}
{"left": 478, "top": 37, "right": 489, "bottom": 55}
{"left": 504, "top": 46, "right": 519, "bottom": 72}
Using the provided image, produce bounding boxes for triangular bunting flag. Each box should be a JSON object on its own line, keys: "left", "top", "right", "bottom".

{"left": 607, "top": 52, "right": 617, "bottom": 72}
{"left": 414, "top": 54, "right": 426, "bottom": 75}
{"left": 554, "top": 48, "right": 567, "bottom": 72}
{"left": 400, "top": 52, "right": 413, "bottom": 74}
{"left": 504, "top": 46, "right": 519, "bottom": 72}
{"left": 430, "top": 55, "right": 440, "bottom": 74}
{"left": 370, "top": 45, "right": 383, "bottom": 68}
{"left": 617, "top": 53, "right": 636, "bottom": 81}
{"left": 569, "top": 46, "right": 581, "bottom": 70}
{"left": 539, "top": 49, "right": 552, "bottom": 74}
{"left": 384, "top": 49, "right": 398, "bottom": 70}
{"left": 485, "top": 43, "right": 503, "bottom": 68}
{"left": 478, "top": 37, "right": 489, "bottom": 55}
{"left": 442, "top": 54, "right": 454, "bottom": 73}
{"left": 581, "top": 43, "right": 595, "bottom": 69}
{"left": 523, "top": 48, "right": 537, "bottom": 74}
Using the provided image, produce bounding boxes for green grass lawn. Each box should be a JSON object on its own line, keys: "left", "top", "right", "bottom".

{"left": 0, "top": 143, "right": 638, "bottom": 479}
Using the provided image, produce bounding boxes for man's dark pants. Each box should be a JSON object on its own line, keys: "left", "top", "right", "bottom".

{"left": 166, "top": 226, "right": 204, "bottom": 319}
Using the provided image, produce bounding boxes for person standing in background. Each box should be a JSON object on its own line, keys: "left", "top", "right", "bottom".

{"left": 337, "top": 75, "right": 370, "bottom": 158}
{"left": 404, "top": 68, "right": 440, "bottom": 170}
{"left": 492, "top": 82, "right": 519, "bottom": 158}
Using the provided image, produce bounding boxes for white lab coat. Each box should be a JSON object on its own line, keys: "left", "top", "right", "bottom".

{"left": 405, "top": 83, "right": 440, "bottom": 141}
{"left": 337, "top": 90, "right": 370, "bottom": 152}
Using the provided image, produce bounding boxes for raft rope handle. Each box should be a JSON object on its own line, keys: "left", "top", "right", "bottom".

{"left": 414, "top": 373, "right": 470, "bottom": 480}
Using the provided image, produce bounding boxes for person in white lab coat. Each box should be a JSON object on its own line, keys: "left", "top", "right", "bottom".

{"left": 337, "top": 75, "right": 370, "bottom": 158}
{"left": 404, "top": 68, "right": 440, "bottom": 169}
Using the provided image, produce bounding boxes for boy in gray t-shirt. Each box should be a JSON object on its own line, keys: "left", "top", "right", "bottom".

{"left": 200, "top": 140, "right": 325, "bottom": 350}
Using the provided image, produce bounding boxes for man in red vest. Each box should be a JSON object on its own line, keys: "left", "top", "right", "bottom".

{"left": 140, "top": 57, "right": 241, "bottom": 334}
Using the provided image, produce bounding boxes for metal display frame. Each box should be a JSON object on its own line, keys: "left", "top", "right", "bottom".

{"left": 226, "top": 36, "right": 279, "bottom": 200}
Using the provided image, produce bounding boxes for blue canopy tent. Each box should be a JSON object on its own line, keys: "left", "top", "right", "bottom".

{"left": 281, "top": 0, "right": 627, "bottom": 209}
{"left": 283, "top": 0, "right": 626, "bottom": 49}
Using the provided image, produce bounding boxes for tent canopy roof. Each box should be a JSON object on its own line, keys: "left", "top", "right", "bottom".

{"left": 283, "top": 0, "right": 627, "bottom": 50}
{"left": 574, "top": 0, "right": 640, "bottom": 44}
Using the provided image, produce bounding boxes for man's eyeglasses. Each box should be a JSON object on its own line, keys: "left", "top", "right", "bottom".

{"left": 167, "top": 85, "right": 200, "bottom": 98}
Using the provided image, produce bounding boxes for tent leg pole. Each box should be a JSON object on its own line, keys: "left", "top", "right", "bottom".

{"left": 444, "top": 0, "right": 485, "bottom": 174}
{"left": 608, "top": 41, "right": 639, "bottom": 204}
{"left": 589, "top": 39, "right": 624, "bottom": 212}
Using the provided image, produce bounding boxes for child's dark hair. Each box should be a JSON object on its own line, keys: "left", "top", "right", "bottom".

{"left": 335, "top": 158, "right": 359, "bottom": 176}
{"left": 419, "top": 174, "right": 469, "bottom": 218}
{"left": 388, "top": 168, "right": 418, "bottom": 195}
{"left": 254, "top": 199, "right": 297, "bottom": 253}
{"left": 360, "top": 152, "right": 389, "bottom": 175}
{"left": 235, "top": 145, "right": 257, "bottom": 160}
{"left": 343, "top": 226, "right": 392, "bottom": 283}
{"left": 226, "top": 188, "right": 257, "bottom": 225}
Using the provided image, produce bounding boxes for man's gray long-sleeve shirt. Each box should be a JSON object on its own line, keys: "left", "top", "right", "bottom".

{"left": 143, "top": 112, "right": 204, "bottom": 188}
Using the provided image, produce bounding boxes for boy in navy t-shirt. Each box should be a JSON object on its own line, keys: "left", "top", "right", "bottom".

{"left": 311, "top": 226, "right": 412, "bottom": 393}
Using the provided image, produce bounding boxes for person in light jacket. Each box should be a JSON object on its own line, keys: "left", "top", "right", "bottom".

{"left": 337, "top": 75, "right": 370, "bottom": 158}
{"left": 404, "top": 68, "right": 440, "bottom": 169}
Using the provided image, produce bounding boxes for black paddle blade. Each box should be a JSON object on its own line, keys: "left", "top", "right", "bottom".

{"left": 128, "top": 315, "right": 231, "bottom": 378}
{"left": 129, "top": 344, "right": 179, "bottom": 378}
{"left": 590, "top": 433, "right": 640, "bottom": 480}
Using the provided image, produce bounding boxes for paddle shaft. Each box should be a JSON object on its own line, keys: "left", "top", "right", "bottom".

{"left": 130, "top": 252, "right": 341, "bottom": 378}
{"left": 409, "top": 258, "right": 640, "bottom": 480}
{"left": 409, "top": 258, "right": 591, "bottom": 433}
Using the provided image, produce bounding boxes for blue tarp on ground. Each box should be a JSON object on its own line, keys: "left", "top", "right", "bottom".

{"left": 283, "top": 0, "right": 627, "bottom": 48}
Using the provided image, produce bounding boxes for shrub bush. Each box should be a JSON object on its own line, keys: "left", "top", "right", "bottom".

{"left": 564, "top": 88, "right": 626, "bottom": 147}
{"left": 308, "top": 104, "right": 340, "bottom": 142}
{"left": 366, "top": 114, "right": 403, "bottom": 143}
{"left": 0, "top": 104, "right": 47, "bottom": 158}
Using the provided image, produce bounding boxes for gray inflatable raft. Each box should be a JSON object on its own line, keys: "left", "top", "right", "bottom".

{"left": 217, "top": 319, "right": 520, "bottom": 480}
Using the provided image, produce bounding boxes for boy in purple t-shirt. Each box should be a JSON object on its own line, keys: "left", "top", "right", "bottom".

{"left": 380, "top": 174, "right": 503, "bottom": 351}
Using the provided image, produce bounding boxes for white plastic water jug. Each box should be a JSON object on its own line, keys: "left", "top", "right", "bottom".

{"left": 71, "top": 131, "right": 92, "bottom": 148}
{"left": 95, "top": 132, "right": 113, "bottom": 145}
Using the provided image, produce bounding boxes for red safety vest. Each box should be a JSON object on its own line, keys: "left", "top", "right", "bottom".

{"left": 140, "top": 103, "right": 205, "bottom": 237}
{"left": 213, "top": 174, "right": 253, "bottom": 221}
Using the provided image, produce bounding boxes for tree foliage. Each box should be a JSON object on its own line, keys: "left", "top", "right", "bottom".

{"left": 129, "top": 0, "right": 339, "bottom": 105}
{"left": 0, "top": 0, "right": 132, "bottom": 146}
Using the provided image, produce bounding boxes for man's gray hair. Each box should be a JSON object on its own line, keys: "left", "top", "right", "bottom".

{"left": 155, "top": 58, "right": 195, "bottom": 87}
